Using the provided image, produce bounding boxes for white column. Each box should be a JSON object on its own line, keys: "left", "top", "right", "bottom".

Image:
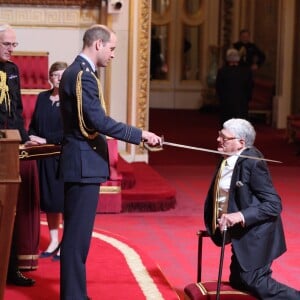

{"left": 273, "top": 0, "right": 295, "bottom": 128}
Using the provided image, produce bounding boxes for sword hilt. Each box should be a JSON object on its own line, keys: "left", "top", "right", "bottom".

{"left": 142, "top": 135, "right": 164, "bottom": 152}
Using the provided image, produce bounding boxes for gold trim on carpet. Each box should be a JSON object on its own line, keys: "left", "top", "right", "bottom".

{"left": 40, "top": 221, "right": 178, "bottom": 299}
{"left": 92, "top": 231, "right": 167, "bottom": 300}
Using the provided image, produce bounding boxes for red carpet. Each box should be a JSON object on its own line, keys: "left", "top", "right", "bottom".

{"left": 94, "top": 165, "right": 300, "bottom": 299}
{"left": 5, "top": 109, "right": 300, "bottom": 300}
{"left": 4, "top": 222, "right": 179, "bottom": 300}
{"left": 121, "top": 162, "right": 176, "bottom": 212}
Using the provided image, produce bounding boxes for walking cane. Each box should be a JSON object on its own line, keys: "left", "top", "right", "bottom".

{"left": 216, "top": 226, "right": 227, "bottom": 300}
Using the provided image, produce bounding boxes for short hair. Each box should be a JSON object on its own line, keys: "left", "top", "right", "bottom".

{"left": 223, "top": 118, "right": 256, "bottom": 147}
{"left": 0, "top": 24, "right": 12, "bottom": 34}
{"left": 83, "top": 24, "right": 112, "bottom": 47}
{"left": 49, "top": 61, "right": 68, "bottom": 75}
{"left": 226, "top": 48, "right": 240, "bottom": 62}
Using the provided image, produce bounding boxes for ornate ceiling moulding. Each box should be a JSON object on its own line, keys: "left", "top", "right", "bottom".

{"left": 0, "top": 0, "right": 99, "bottom": 6}
{"left": 0, "top": 6, "right": 100, "bottom": 27}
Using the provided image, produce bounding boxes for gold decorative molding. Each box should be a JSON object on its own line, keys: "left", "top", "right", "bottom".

{"left": 221, "top": 0, "right": 234, "bottom": 53}
{"left": 0, "top": 6, "right": 99, "bottom": 27}
{"left": 137, "top": 0, "right": 151, "bottom": 128}
{"left": 127, "top": 0, "right": 151, "bottom": 155}
{"left": 180, "top": 0, "right": 205, "bottom": 26}
{"left": 136, "top": 0, "right": 151, "bottom": 155}
{"left": 0, "top": 0, "right": 98, "bottom": 5}
{"left": 152, "top": 4, "right": 171, "bottom": 25}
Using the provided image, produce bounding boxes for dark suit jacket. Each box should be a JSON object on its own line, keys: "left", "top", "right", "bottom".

{"left": 204, "top": 147, "right": 287, "bottom": 272}
{"left": 59, "top": 55, "right": 142, "bottom": 184}
{"left": 216, "top": 64, "right": 253, "bottom": 124}
{"left": 0, "top": 61, "right": 29, "bottom": 142}
{"left": 233, "top": 41, "right": 266, "bottom": 67}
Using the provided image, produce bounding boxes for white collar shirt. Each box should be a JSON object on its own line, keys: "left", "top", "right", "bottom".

{"left": 217, "top": 151, "right": 242, "bottom": 216}
{"left": 79, "top": 53, "right": 96, "bottom": 73}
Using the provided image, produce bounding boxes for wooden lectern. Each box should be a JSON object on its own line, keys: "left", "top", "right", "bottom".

{"left": 0, "top": 130, "right": 21, "bottom": 300}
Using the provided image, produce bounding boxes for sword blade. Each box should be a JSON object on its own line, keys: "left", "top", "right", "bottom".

{"left": 162, "top": 141, "right": 282, "bottom": 164}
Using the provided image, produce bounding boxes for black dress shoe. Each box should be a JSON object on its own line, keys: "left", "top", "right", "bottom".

{"left": 7, "top": 270, "right": 36, "bottom": 287}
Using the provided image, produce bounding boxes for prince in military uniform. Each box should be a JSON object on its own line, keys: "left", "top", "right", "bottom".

{"left": 59, "top": 24, "right": 161, "bottom": 299}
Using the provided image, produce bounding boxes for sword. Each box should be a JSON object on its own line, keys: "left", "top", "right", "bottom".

{"left": 143, "top": 139, "right": 282, "bottom": 164}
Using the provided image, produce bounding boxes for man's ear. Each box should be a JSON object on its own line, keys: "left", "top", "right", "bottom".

{"left": 95, "top": 39, "right": 102, "bottom": 50}
{"left": 239, "top": 139, "right": 246, "bottom": 149}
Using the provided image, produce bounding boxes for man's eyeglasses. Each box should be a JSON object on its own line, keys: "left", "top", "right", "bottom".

{"left": 218, "top": 131, "right": 238, "bottom": 142}
{"left": 1, "top": 42, "right": 19, "bottom": 48}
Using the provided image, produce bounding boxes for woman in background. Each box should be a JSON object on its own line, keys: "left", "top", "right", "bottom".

{"left": 29, "top": 61, "right": 67, "bottom": 260}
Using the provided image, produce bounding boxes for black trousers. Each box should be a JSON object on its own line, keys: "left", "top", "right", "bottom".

{"left": 60, "top": 182, "right": 100, "bottom": 300}
{"left": 229, "top": 248, "right": 300, "bottom": 299}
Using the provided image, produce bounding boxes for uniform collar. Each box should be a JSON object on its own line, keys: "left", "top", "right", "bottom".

{"left": 79, "top": 53, "right": 96, "bottom": 72}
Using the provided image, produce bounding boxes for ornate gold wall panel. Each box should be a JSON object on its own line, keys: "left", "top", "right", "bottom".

{"left": 128, "top": 0, "right": 151, "bottom": 155}
{"left": 0, "top": 6, "right": 100, "bottom": 27}
{"left": 126, "top": 0, "right": 151, "bottom": 155}
{"left": 136, "top": 0, "right": 150, "bottom": 131}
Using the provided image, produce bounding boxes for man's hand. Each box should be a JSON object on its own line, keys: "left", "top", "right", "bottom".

{"left": 142, "top": 131, "right": 162, "bottom": 146}
{"left": 218, "top": 212, "right": 245, "bottom": 232}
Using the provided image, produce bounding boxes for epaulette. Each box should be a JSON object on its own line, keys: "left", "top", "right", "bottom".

{"left": 80, "top": 61, "right": 93, "bottom": 74}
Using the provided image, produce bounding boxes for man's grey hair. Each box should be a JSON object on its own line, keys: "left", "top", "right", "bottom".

{"left": 223, "top": 118, "right": 256, "bottom": 147}
{"left": 0, "top": 24, "right": 12, "bottom": 34}
{"left": 226, "top": 48, "right": 240, "bottom": 62}
{"left": 83, "top": 24, "right": 113, "bottom": 47}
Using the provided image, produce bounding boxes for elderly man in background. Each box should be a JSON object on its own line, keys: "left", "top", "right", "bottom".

{"left": 0, "top": 23, "right": 36, "bottom": 286}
